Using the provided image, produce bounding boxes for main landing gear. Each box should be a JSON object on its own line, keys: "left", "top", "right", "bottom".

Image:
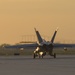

{"left": 33, "top": 53, "right": 36, "bottom": 59}
{"left": 33, "top": 53, "right": 56, "bottom": 59}
{"left": 54, "top": 53, "right": 56, "bottom": 58}
{"left": 33, "top": 53, "right": 44, "bottom": 59}
{"left": 50, "top": 53, "right": 56, "bottom": 58}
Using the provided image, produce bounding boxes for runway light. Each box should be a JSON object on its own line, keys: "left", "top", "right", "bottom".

{"left": 64, "top": 47, "right": 67, "bottom": 51}
{"left": 20, "top": 48, "right": 24, "bottom": 51}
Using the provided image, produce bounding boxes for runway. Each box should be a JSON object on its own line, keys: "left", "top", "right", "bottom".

{"left": 0, "top": 55, "right": 75, "bottom": 75}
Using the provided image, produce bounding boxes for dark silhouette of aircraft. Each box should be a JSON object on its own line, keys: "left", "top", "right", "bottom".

{"left": 33, "top": 28, "right": 58, "bottom": 58}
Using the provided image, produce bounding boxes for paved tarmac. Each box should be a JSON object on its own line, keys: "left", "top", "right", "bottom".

{"left": 0, "top": 55, "right": 75, "bottom": 75}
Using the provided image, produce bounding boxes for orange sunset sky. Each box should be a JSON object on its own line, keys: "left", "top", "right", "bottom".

{"left": 0, "top": 0, "right": 75, "bottom": 44}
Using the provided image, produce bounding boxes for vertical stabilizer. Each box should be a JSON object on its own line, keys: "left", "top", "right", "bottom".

{"left": 34, "top": 28, "right": 43, "bottom": 43}
{"left": 51, "top": 27, "right": 58, "bottom": 43}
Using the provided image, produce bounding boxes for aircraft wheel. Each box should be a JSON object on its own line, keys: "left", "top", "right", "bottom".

{"left": 33, "top": 53, "right": 36, "bottom": 59}
{"left": 42, "top": 55, "right": 43, "bottom": 58}
{"left": 54, "top": 53, "right": 56, "bottom": 58}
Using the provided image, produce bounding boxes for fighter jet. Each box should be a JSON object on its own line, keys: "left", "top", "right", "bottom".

{"left": 33, "top": 28, "right": 58, "bottom": 58}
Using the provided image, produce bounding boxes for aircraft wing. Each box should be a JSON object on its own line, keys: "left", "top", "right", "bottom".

{"left": 5, "top": 42, "right": 75, "bottom": 49}
{"left": 5, "top": 43, "right": 38, "bottom": 49}
{"left": 54, "top": 43, "right": 75, "bottom": 48}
